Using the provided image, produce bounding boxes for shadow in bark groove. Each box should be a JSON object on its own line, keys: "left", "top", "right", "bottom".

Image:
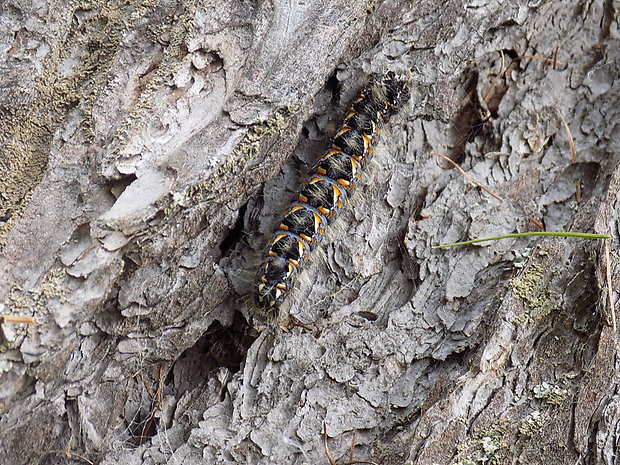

{"left": 173, "top": 313, "right": 257, "bottom": 388}
{"left": 449, "top": 49, "right": 520, "bottom": 163}
{"left": 220, "top": 203, "right": 248, "bottom": 258}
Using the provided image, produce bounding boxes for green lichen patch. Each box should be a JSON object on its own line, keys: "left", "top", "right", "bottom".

{"left": 112, "top": 0, "right": 199, "bottom": 148}
{"left": 451, "top": 420, "right": 509, "bottom": 465}
{"left": 517, "top": 380, "right": 571, "bottom": 438}
{"left": 366, "top": 0, "right": 381, "bottom": 12}
{"left": 7, "top": 267, "right": 68, "bottom": 314}
{"left": 125, "top": 103, "right": 300, "bottom": 243}
{"left": 229, "top": 104, "right": 301, "bottom": 167}
{"left": 532, "top": 381, "right": 569, "bottom": 406}
{"left": 509, "top": 264, "right": 558, "bottom": 323}
{"left": 187, "top": 104, "right": 300, "bottom": 203}
{"left": 1, "top": 268, "right": 69, "bottom": 352}
{"left": 451, "top": 459, "right": 477, "bottom": 465}
{"left": 0, "top": 107, "right": 56, "bottom": 248}
{"left": 0, "top": 0, "right": 168, "bottom": 247}
{"left": 518, "top": 409, "right": 545, "bottom": 438}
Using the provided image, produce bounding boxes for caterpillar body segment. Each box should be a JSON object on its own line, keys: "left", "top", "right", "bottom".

{"left": 256, "top": 71, "right": 411, "bottom": 314}
{"left": 280, "top": 202, "right": 328, "bottom": 248}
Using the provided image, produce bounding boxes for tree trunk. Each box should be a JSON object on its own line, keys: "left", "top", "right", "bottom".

{"left": 1, "top": 0, "right": 618, "bottom": 464}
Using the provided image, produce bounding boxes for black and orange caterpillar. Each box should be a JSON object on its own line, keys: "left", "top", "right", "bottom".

{"left": 257, "top": 71, "right": 410, "bottom": 315}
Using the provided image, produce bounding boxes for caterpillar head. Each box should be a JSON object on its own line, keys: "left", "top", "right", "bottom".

{"left": 390, "top": 79, "right": 411, "bottom": 113}
{"left": 256, "top": 256, "right": 298, "bottom": 313}
{"left": 373, "top": 70, "right": 411, "bottom": 117}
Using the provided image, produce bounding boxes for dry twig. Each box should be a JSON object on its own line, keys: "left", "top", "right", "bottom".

{"left": 322, "top": 421, "right": 379, "bottom": 465}
{"left": 513, "top": 54, "right": 567, "bottom": 69}
{"left": 0, "top": 315, "right": 36, "bottom": 324}
{"left": 323, "top": 421, "right": 337, "bottom": 465}
{"left": 551, "top": 105, "right": 577, "bottom": 163}
{"left": 605, "top": 238, "right": 616, "bottom": 333}
{"left": 431, "top": 152, "right": 503, "bottom": 201}
{"left": 530, "top": 218, "right": 544, "bottom": 229}
{"left": 134, "top": 365, "right": 165, "bottom": 444}
{"left": 481, "top": 49, "right": 507, "bottom": 111}
{"left": 48, "top": 446, "right": 94, "bottom": 465}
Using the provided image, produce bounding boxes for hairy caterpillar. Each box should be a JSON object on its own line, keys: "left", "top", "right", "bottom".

{"left": 257, "top": 71, "right": 410, "bottom": 316}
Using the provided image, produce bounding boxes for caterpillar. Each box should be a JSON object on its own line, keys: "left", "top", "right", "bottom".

{"left": 256, "top": 71, "right": 410, "bottom": 316}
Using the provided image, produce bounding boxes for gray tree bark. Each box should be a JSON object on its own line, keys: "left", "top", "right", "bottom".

{"left": 1, "top": 0, "right": 619, "bottom": 464}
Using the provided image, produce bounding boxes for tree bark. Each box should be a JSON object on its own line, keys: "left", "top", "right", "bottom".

{"left": 1, "top": 0, "right": 619, "bottom": 464}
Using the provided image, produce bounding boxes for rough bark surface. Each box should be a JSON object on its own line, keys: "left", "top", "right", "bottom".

{"left": 1, "top": 0, "right": 619, "bottom": 464}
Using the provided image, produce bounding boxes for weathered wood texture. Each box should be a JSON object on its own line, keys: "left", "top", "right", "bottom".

{"left": 1, "top": 0, "right": 619, "bottom": 464}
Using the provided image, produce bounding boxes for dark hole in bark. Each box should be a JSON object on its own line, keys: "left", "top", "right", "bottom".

{"left": 106, "top": 173, "right": 137, "bottom": 199}
{"left": 220, "top": 202, "right": 248, "bottom": 258}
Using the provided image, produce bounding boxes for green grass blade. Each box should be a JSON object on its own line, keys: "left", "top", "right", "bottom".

{"left": 433, "top": 231, "right": 611, "bottom": 249}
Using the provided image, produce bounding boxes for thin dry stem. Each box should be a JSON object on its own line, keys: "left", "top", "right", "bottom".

{"left": 575, "top": 179, "right": 582, "bottom": 203}
{"left": 431, "top": 152, "right": 504, "bottom": 201}
{"left": 481, "top": 50, "right": 507, "bottom": 111}
{"left": 349, "top": 430, "right": 356, "bottom": 464}
{"left": 0, "top": 315, "right": 36, "bottom": 324}
{"left": 137, "top": 371, "right": 155, "bottom": 399}
{"left": 551, "top": 105, "right": 577, "bottom": 163}
{"left": 513, "top": 54, "right": 567, "bottom": 69}
{"left": 605, "top": 239, "right": 616, "bottom": 333}
{"left": 323, "top": 421, "right": 338, "bottom": 465}
{"left": 530, "top": 217, "right": 544, "bottom": 229}
{"left": 48, "top": 446, "right": 94, "bottom": 465}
